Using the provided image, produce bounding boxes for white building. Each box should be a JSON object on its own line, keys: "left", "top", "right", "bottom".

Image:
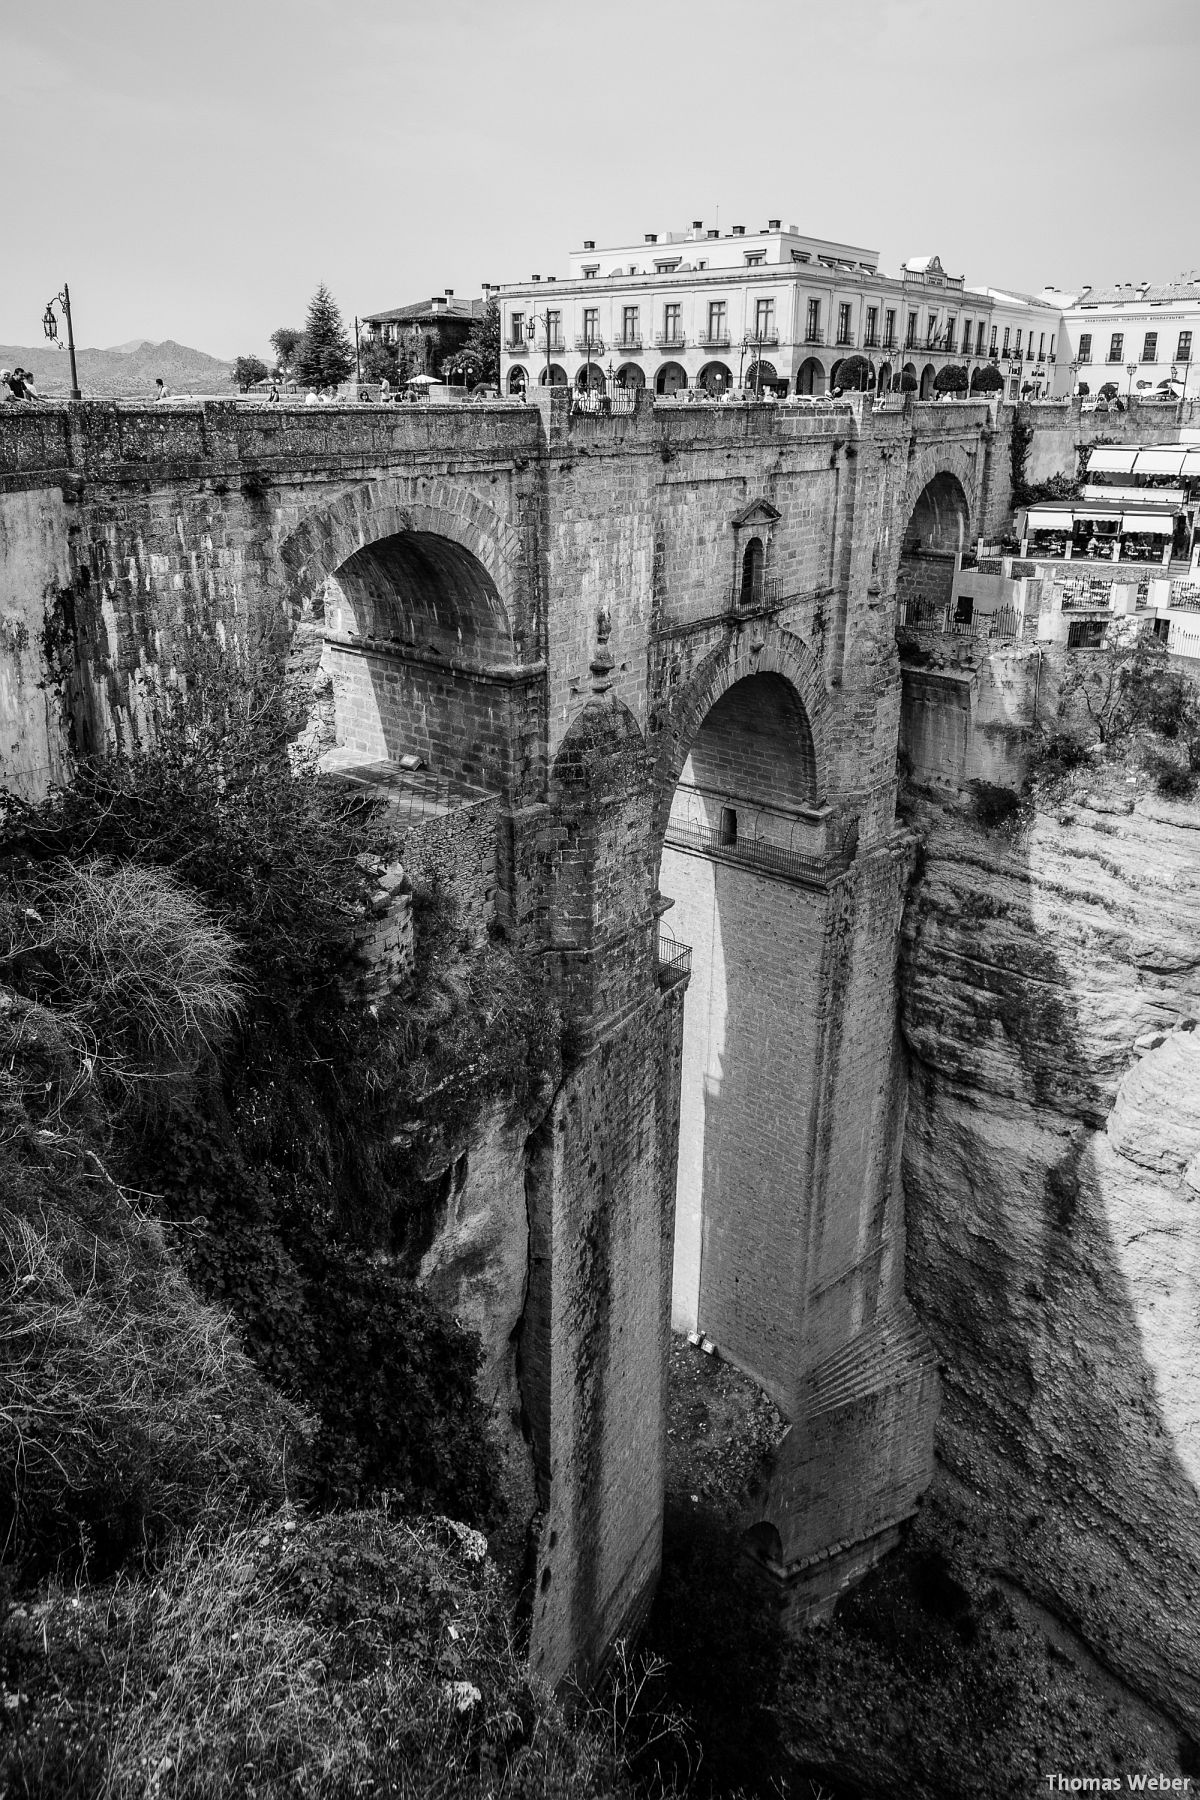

{"left": 498, "top": 219, "right": 1067, "bottom": 402}
{"left": 1056, "top": 275, "right": 1200, "bottom": 403}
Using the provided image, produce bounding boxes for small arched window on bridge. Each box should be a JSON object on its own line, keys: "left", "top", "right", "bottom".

{"left": 740, "top": 536, "right": 765, "bottom": 608}
{"left": 719, "top": 805, "right": 738, "bottom": 847}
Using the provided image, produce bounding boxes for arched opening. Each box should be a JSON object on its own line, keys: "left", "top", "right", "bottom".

{"left": 575, "top": 362, "right": 606, "bottom": 392}
{"left": 321, "top": 528, "right": 517, "bottom": 794}
{"left": 698, "top": 360, "right": 732, "bottom": 396}
{"left": 877, "top": 362, "right": 892, "bottom": 393}
{"left": 895, "top": 470, "right": 971, "bottom": 638}
{"left": 795, "top": 356, "right": 826, "bottom": 396}
{"left": 615, "top": 362, "right": 645, "bottom": 389}
{"left": 901, "top": 361, "right": 917, "bottom": 391}
{"left": 538, "top": 363, "right": 568, "bottom": 387}
{"left": 739, "top": 536, "right": 765, "bottom": 607}
{"left": 829, "top": 359, "right": 844, "bottom": 391}
{"left": 919, "top": 363, "right": 936, "bottom": 399}
{"left": 656, "top": 361, "right": 687, "bottom": 396}
{"left": 744, "top": 360, "right": 777, "bottom": 394}
{"left": 507, "top": 367, "right": 527, "bottom": 394}
{"left": 657, "top": 670, "right": 824, "bottom": 1402}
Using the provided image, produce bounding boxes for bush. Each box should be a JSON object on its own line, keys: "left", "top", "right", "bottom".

{"left": 933, "top": 364, "right": 969, "bottom": 395}
{"left": 970, "top": 364, "right": 1005, "bottom": 394}
{"left": 0, "top": 1125, "right": 305, "bottom": 1582}
{"left": 0, "top": 1510, "right": 686, "bottom": 1800}
{"left": 968, "top": 780, "right": 1021, "bottom": 831}
{"left": 1146, "top": 751, "right": 1196, "bottom": 799}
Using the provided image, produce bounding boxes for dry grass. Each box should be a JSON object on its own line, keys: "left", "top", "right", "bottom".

{"left": 2, "top": 858, "right": 245, "bottom": 1120}
{"left": 0, "top": 1152, "right": 309, "bottom": 1580}
{"left": 2, "top": 1509, "right": 691, "bottom": 1800}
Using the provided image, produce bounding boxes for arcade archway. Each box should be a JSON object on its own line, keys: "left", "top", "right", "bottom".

{"left": 795, "top": 357, "right": 825, "bottom": 395}
{"left": 698, "top": 360, "right": 732, "bottom": 395}
{"left": 656, "top": 361, "right": 687, "bottom": 396}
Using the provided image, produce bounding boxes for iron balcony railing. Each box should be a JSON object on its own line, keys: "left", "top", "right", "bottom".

{"left": 752, "top": 330, "right": 780, "bottom": 347}
{"left": 863, "top": 332, "right": 879, "bottom": 349}
{"left": 575, "top": 335, "right": 605, "bottom": 353}
{"left": 614, "top": 335, "right": 643, "bottom": 350}
{"left": 698, "top": 332, "right": 732, "bottom": 348}
{"left": 655, "top": 331, "right": 688, "bottom": 350}
{"left": 664, "top": 818, "right": 846, "bottom": 886}
{"left": 804, "top": 327, "right": 824, "bottom": 345}
{"left": 507, "top": 339, "right": 529, "bottom": 354}
{"left": 896, "top": 599, "right": 1036, "bottom": 643}
{"left": 728, "top": 572, "right": 791, "bottom": 609}
{"left": 656, "top": 930, "right": 693, "bottom": 983}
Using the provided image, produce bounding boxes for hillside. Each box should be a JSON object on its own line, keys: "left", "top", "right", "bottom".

{"left": 1, "top": 338, "right": 233, "bottom": 400}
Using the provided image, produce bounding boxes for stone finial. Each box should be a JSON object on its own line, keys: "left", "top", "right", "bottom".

{"left": 590, "top": 602, "right": 614, "bottom": 692}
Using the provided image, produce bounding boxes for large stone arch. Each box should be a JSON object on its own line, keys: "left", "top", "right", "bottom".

{"left": 650, "top": 622, "right": 830, "bottom": 849}
{"left": 898, "top": 442, "right": 979, "bottom": 550}
{"left": 275, "top": 474, "right": 527, "bottom": 636}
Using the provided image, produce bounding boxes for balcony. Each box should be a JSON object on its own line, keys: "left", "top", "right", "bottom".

{"left": 574, "top": 335, "right": 605, "bottom": 353}
{"left": 804, "top": 327, "right": 824, "bottom": 345}
{"left": 1178, "top": 349, "right": 1192, "bottom": 363}
{"left": 751, "top": 330, "right": 780, "bottom": 347}
{"left": 506, "top": 340, "right": 528, "bottom": 355}
{"left": 863, "top": 333, "right": 879, "bottom": 349}
{"left": 881, "top": 335, "right": 897, "bottom": 351}
{"left": 655, "top": 332, "right": 688, "bottom": 351}
{"left": 1107, "top": 352, "right": 1125, "bottom": 363}
{"left": 614, "top": 336, "right": 643, "bottom": 352}
{"left": 698, "top": 333, "right": 732, "bottom": 349}
{"left": 835, "top": 334, "right": 854, "bottom": 349}
{"left": 540, "top": 340, "right": 567, "bottom": 357}
{"left": 656, "top": 930, "right": 692, "bottom": 986}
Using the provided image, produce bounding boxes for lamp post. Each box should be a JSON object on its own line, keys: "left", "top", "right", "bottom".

{"left": 1126, "top": 361, "right": 1137, "bottom": 399}
{"left": 353, "top": 316, "right": 361, "bottom": 386}
{"left": 1069, "top": 358, "right": 1080, "bottom": 396}
{"left": 525, "top": 311, "right": 556, "bottom": 387}
{"left": 737, "top": 331, "right": 766, "bottom": 396}
{"left": 42, "top": 284, "right": 81, "bottom": 400}
{"left": 581, "top": 327, "right": 599, "bottom": 396}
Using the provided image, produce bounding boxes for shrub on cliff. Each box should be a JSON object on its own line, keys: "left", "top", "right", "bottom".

{"left": 1, "top": 1510, "right": 684, "bottom": 1800}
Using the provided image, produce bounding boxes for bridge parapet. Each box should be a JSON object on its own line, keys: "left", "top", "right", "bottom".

{"left": 0, "top": 400, "right": 540, "bottom": 486}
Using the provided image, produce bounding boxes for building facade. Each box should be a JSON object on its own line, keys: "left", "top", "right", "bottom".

{"left": 1056, "top": 276, "right": 1200, "bottom": 404}
{"left": 499, "top": 220, "right": 1066, "bottom": 402}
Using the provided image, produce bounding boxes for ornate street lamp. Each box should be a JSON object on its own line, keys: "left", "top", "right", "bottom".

{"left": 43, "top": 284, "right": 81, "bottom": 400}
{"left": 1126, "top": 361, "right": 1138, "bottom": 399}
{"left": 525, "top": 311, "right": 557, "bottom": 387}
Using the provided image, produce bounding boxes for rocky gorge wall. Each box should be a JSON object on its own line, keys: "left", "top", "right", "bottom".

{"left": 901, "top": 777, "right": 1200, "bottom": 1733}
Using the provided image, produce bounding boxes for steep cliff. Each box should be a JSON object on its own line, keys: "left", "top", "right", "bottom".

{"left": 902, "top": 776, "right": 1200, "bottom": 1734}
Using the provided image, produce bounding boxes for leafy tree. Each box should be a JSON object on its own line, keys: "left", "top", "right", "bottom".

{"left": 233, "top": 354, "right": 269, "bottom": 391}
{"left": 1054, "top": 625, "right": 1168, "bottom": 746}
{"left": 900, "top": 372, "right": 918, "bottom": 392}
{"left": 461, "top": 298, "right": 500, "bottom": 386}
{"left": 270, "top": 326, "right": 303, "bottom": 373}
{"left": 294, "top": 285, "right": 355, "bottom": 391}
{"left": 933, "top": 364, "right": 969, "bottom": 394}
{"left": 360, "top": 336, "right": 399, "bottom": 384}
{"left": 970, "top": 364, "right": 1005, "bottom": 394}
{"left": 833, "top": 354, "right": 871, "bottom": 392}
{"left": 1098, "top": 381, "right": 1119, "bottom": 401}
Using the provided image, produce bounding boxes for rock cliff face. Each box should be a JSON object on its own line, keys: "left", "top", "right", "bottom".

{"left": 901, "top": 778, "right": 1200, "bottom": 1733}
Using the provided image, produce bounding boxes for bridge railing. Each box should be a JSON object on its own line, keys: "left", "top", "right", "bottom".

{"left": 656, "top": 930, "right": 693, "bottom": 984}
{"left": 663, "top": 817, "right": 851, "bottom": 886}
{"left": 897, "top": 600, "right": 1036, "bottom": 644}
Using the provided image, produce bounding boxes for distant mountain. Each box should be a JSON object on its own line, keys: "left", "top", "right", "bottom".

{"left": 0, "top": 339, "right": 234, "bottom": 400}
{"left": 106, "top": 338, "right": 154, "bottom": 354}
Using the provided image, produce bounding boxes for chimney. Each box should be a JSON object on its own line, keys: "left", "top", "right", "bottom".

{"left": 431, "top": 295, "right": 445, "bottom": 308}
{"left": 645, "top": 233, "right": 658, "bottom": 243}
{"left": 583, "top": 239, "right": 595, "bottom": 250}
{"left": 692, "top": 219, "right": 703, "bottom": 229}
{"left": 445, "top": 287, "right": 454, "bottom": 297}
{"left": 732, "top": 225, "right": 745, "bottom": 236}
{"left": 768, "top": 218, "right": 781, "bottom": 230}
{"left": 531, "top": 274, "right": 541, "bottom": 282}
{"left": 707, "top": 228, "right": 719, "bottom": 238}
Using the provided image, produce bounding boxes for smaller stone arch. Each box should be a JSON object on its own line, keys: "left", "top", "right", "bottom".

{"left": 795, "top": 356, "right": 825, "bottom": 396}
{"left": 877, "top": 361, "right": 892, "bottom": 393}
{"left": 575, "top": 362, "right": 606, "bottom": 392}
{"left": 919, "top": 363, "right": 936, "bottom": 399}
{"left": 651, "top": 621, "right": 829, "bottom": 846}
{"left": 539, "top": 363, "right": 568, "bottom": 387}
{"left": 507, "top": 366, "right": 527, "bottom": 394}
{"left": 745, "top": 360, "right": 777, "bottom": 393}
{"left": 656, "top": 361, "right": 687, "bottom": 396}
{"left": 615, "top": 363, "right": 645, "bottom": 389}
{"left": 698, "top": 360, "right": 732, "bottom": 395}
{"left": 740, "top": 536, "right": 765, "bottom": 606}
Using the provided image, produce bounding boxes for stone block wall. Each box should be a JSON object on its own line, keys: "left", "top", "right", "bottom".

{"left": 329, "top": 643, "right": 520, "bottom": 793}
{"left": 402, "top": 794, "right": 501, "bottom": 947}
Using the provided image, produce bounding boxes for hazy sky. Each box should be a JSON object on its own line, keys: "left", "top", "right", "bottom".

{"left": 3, "top": 0, "right": 1196, "bottom": 359}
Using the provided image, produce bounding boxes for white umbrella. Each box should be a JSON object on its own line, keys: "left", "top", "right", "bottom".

{"left": 406, "top": 373, "right": 438, "bottom": 386}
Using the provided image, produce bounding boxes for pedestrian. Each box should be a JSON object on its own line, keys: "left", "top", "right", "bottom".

{"left": 305, "top": 389, "right": 319, "bottom": 406}
{"left": 379, "top": 377, "right": 391, "bottom": 404}
{"left": 1, "top": 369, "right": 18, "bottom": 400}
{"left": 20, "top": 369, "right": 42, "bottom": 400}
{"left": 267, "top": 382, "right": 280, "bottom": 403}
{"left": 154, "top": 377, "right": 169, "bottom": 403}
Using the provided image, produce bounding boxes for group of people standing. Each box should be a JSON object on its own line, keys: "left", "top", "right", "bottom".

{"left": 2, "top": 367, "right": 42, "bottom": 401}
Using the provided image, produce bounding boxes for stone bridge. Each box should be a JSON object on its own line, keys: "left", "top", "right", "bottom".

{"left": 0, "top": 389, "right": 1009, "bottom": 1683}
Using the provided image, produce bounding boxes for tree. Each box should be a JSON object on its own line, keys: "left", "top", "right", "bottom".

{"left": 232, "top": 354, "right": 269, "bottom": 391}
{"left": 900, "top": 371, "right": 918, "bottom": 392}
{"left": 294, "top": 285, "right": 355, "bottom": 391}
{"left": 460, "top": 298, "right": 500, "bottom": 386}
{"left": 833, "top": 354, "right": 871, "bottom": 392}
{"left": 269, "top": 326, "right": 303, "bottom": 374}
{"left": 970, "top": 364, "right": 1005, "bottom": 394}
{"left": 1055, "top": 625, "right": 1168, "bottom": 746}
{"left": 1098, "top": 381, "right": 1119, "bottom": 401}
{"left": 933, "top": 364, "right": 969, "bottom": 395}
{"left": 360, "top": 336, "right": 399, "bottom": 384}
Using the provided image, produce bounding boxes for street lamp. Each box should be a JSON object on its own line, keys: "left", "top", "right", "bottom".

{"left": 42, "top": 284, "right": 81, "bottom": 400}
{"left": 581, "top": 327, "right": 600, "bottom": 397}
{"left": 525, "top": 311, "right": 558, "bottom": 388}
{"left": 737, "top": 332, "right": 765, "bottom": 396}
{"left": 1126, "top": 361, "right": 1138, "bottom": 399}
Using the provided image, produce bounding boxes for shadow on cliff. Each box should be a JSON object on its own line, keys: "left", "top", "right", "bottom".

{"left": 899, "top": 779, "right": 1200, "bottom": 1748}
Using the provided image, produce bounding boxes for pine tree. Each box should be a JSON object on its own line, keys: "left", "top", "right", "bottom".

{"left": 294, "top": 285, "right": 355, "bottom": 391}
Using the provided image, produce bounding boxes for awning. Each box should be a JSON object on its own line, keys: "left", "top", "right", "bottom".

{"left": 1027, "top": 507, "right": 1076, "bottom": 530}
{"left": 1182, "top": 449, "right": 1200, "bottom": 478}
{"left": 1080, "top": 484, "right": 1185, "bottom": 506}
{"left": 1069, "top": 508, "right": 1125, "bottom": 524}
{"left": 1135, "top": 449, "right": 1189, "bottom": 476}
{"left": 1122, "top": 512, "right": 1174, "bottom": 535}
{"left": 1087, "top": 447, "right": 1139, "bottom": 474}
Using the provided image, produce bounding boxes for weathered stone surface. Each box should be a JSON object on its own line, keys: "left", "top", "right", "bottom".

{"left": 902, "top": 779, "right": 1200, "bottom": 1731}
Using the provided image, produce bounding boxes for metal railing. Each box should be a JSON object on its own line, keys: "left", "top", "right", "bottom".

{"left": 897, "top": 599, "right": 1034, "bottom": 643}
{"left": 614, "top": 335, "right": 643, "bottom": 350}
{"left": 698, "top": 333, "right": 732, "bottom": 348}
{"left": 655, "top": 332, "right": 688, "bottom": 350}
{"left": 1170, "top": 581, "right": 1200, "bottom": 612}
{"left": 574, "top": 336, "right": 605, "bottom": 353}
{"left": 804, "top": 328, "right": 824, "bottom": 345}
{"left": 664, "top": 818, "right": 845, "bottom": 885}
{"left": 728, "top": 573, "right": 791, "bottom": 609}
{"left": 506, "top": 340, "right": 529, "bottom": 354}
{"left": 656, "top": 930, "right": 693, "bottom": 983}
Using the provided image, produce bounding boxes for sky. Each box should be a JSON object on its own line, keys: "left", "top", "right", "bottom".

{"left": 2, "top": 0, "right": 1196, "bottom": 360}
